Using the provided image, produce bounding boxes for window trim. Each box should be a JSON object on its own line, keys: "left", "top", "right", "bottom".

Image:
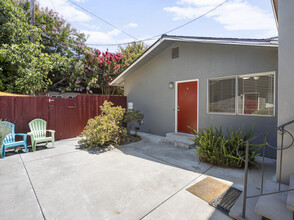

{"left": 207, "top": 71, "right": 276, "bottom": 117}
{"left": 207, "top": 76, "right": 237, "bottom": 116}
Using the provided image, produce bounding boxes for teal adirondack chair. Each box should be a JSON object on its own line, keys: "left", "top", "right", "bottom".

{"left": 28, "top": 119, "right": 55, "bottom": 151}
{"left": 1, "top": 121, "right": 28, "bottom": 158}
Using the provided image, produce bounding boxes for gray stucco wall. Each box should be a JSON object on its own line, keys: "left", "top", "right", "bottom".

{"left": 277, "top": 0, "right": 294, "bottom": 183}
{"left": 125, "top": 41, "right": 278, "bottom": 158}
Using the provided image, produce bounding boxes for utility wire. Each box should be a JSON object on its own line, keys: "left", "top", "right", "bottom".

{"left": 50, "top": 0, "right": 57, "bottom": 12}
{"left": 86, "top": 38, "right": 156, "bottom": 47}
{"left": 67, "top": 0, "right": 138, "bottom": 41}
{"left": 86, "top": 0, "right": 230, "bottom": 47}
{"left": 161, "top": 0, "right": 229, "bottom": 36}
{"left": 34, "top": 0, "right": 229, "bottom": 48}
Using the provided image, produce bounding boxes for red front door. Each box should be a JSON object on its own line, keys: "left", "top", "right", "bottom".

{"left": 177, "top": 81, "right": 198, "bottom": 133}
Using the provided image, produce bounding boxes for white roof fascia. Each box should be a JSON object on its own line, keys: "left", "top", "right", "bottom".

{"left": 165, "top": 37, "right": 278, "bottom": 47}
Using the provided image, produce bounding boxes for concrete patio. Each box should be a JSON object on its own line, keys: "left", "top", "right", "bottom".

{"left": 0, "top": 132, "right": 276, "bottom": 220}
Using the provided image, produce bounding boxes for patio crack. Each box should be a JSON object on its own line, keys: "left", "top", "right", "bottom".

{"left": 139, "top": 165, "right": 214, "bottom": 220}
{"left": 23, "top": 150, "right": 79, "bottom": 163}
{"left": 136, "top": 152, "right": 202, "bottom": 173}
{"left": 19, "top": 155, "right": 46, "bottom": 220}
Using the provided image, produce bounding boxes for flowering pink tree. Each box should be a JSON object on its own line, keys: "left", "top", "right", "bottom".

{"left": 83, "top": 42, "right": 148, "bottom": 95}
{"left": 84, "top": 49, "right": 128, "bottom": 95}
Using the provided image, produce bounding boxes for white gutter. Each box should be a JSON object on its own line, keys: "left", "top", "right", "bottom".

{"left": 166, "top": 37, "right": 278, "bottom": 47}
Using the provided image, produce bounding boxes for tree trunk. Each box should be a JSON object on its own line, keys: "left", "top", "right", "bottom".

{"left": 127, "top": 121, "right": 134, "bottom": 134}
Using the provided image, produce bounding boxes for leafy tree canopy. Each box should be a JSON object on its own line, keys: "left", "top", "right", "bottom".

{"left": 0, "top": 0, "right": 148, "bottom": 95}
{"left": 0, "top": 0, "right": 52, "bottom": 94}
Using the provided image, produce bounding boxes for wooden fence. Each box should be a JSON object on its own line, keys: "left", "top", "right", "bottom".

{"left": 0, "top": 94, "right": 127, "bottom": 140}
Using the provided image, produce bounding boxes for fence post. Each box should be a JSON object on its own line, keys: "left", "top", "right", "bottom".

{"left": 279, "top": 127, "right": 284, "bottom": 191}
{"left": 242, "top": 141, "right": 249, "bottom": 218}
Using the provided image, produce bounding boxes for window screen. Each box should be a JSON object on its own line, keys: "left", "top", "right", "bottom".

{"left": 208, "top": 78, "right": 236, "bottom": 113}
{"left": 238, "top": 73, "right": 274, "bottom": 115}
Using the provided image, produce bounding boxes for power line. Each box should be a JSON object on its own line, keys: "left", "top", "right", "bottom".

{"left": 86, "top": 0, "right": 230, "bottom": 47}
{"left": 162, "top": 0, "right": 229, "bottom": 35}
{"left": 86, "top": 38, "right": 157, "bottom": 47}
{"left": 50, "top": 0, "right": 57, "bottom": 12}
{"left": 67, "top": 0, "right": 138, "bottom": 41}
{"left": 34, "top": 0, "right": 230, "bottom": 48}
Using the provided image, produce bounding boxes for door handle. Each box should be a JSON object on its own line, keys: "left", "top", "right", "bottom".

{"left": 177, "top": 106, "right": 180, "bottom": 111}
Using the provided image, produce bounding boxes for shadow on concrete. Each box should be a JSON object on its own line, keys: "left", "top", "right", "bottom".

{"left": 114, "top": 133, "right": 276, "bottom": 220}
{"left": 116, "top": 133, "right": 212, "bottom": 175}
{"left": 76, "top": 145, "right": 114, "bottom": 155}
{"left": 1, "top": 144, "right": 50, "bottom": 158}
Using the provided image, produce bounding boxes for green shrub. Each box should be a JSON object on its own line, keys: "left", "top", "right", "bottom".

{"left": 123, "top": 109, "right": 144, "bottom": 134}
{"left": 79, "top": 101, "right": 127, "bottom": 148}
{"left": 0, "top": 120, "right": 11, "bottom": 146}
{"left": 190, "top": 125, "right": 262, "bottom": 168}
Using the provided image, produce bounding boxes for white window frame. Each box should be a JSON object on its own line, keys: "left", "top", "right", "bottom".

{"left": 207, "top": 76, "right": 237, "bottom": 116}
{"left": 207, "top": 71, "right": 276, "bottom": 117}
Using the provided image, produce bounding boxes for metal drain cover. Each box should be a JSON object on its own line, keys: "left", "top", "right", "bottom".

{"left": 209, "top": 187, "right": 242, "bottom": 215}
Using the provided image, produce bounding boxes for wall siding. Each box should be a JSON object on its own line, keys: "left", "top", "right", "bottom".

{"left": 277, "top": 0, "right": 294, "bottom": 183}
{"left": 125, "top": 41, "right": 278, "bottom": 158}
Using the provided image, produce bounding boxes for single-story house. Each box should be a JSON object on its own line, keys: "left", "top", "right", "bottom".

{"left": 110, "top": 1, "right": 294, "bottom": 218}
{"left": 111, "top": 35, "right": 278, "bottom": 158}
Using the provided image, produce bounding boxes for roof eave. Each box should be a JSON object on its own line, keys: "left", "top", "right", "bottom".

{"left": 271, "top": 0, "right": 279, "bottom": 28}
{"left": 110, "top": 36, "right": 278, "bottom": 86}
{"left": 110, "top": 38, "right": 165, "bottom": 86}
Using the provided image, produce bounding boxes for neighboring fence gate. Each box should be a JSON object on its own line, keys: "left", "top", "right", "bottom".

{"left": 0, "top": 95, "right": 127, "bottom": 140}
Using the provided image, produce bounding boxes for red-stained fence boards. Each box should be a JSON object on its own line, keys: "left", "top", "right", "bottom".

{"left": 0, "top": 94, "right": 127, "bottom": 141}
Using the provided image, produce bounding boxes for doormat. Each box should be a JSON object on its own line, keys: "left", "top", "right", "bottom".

{"left": 186, "top": 177, "right": 230, "bottom": 202}
{"left": 209, "top": 187, "right": 242, "bottom": 215}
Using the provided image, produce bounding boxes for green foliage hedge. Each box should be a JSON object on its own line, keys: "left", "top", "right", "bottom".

{"left": 124, "top": 109, "right": 144, "bottom": 134}
{"left": 191, "top": 125, "right": 262, "bottom": 168}
{"left": 79, "top": 101, "right": 145, "bottom": 148}
{"left": 79, "top": 101, "right": 127, "bottom": 148}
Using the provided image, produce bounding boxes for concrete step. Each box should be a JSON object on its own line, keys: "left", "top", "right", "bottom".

{"left": 287, "top": 174, "right": 294, "bottom": 211}
{"left": 160, "top": 137, "right": 196, "bottom": 149}
{"left": 254, "top": 179, "right": 292, "bottom": 220}
{"left": 166, "top": 132, "right": 196, "bottom": 142}
{"left": 229, "top": 186, "right": 261, "bottom": 220}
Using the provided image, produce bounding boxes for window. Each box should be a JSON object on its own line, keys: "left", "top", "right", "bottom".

{"left": 209, "top": 78, "right": 236, "bottom": 113}
{"left": 208, "top": 72, "right": 275, "bottom": 116}
{"left": 238, "top": 73, "right": 274, "bottom": 115}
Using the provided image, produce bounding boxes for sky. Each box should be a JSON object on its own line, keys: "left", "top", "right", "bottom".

{"left": 37, "top": 0, "right": 278, "bottom": 52}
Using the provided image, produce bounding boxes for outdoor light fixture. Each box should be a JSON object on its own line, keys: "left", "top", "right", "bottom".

{"left": 254, "top": 76, "right": 260, "bottom": 80}
{"left": 168, "top": 82, "right": 174, "bottom": 89}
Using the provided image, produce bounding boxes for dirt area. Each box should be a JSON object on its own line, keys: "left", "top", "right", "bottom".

{"left": 123, "top": 134, "right": 141, "bottom": 145}
{"left": 77, "top": 134, "right": 141, "bottom": 154}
